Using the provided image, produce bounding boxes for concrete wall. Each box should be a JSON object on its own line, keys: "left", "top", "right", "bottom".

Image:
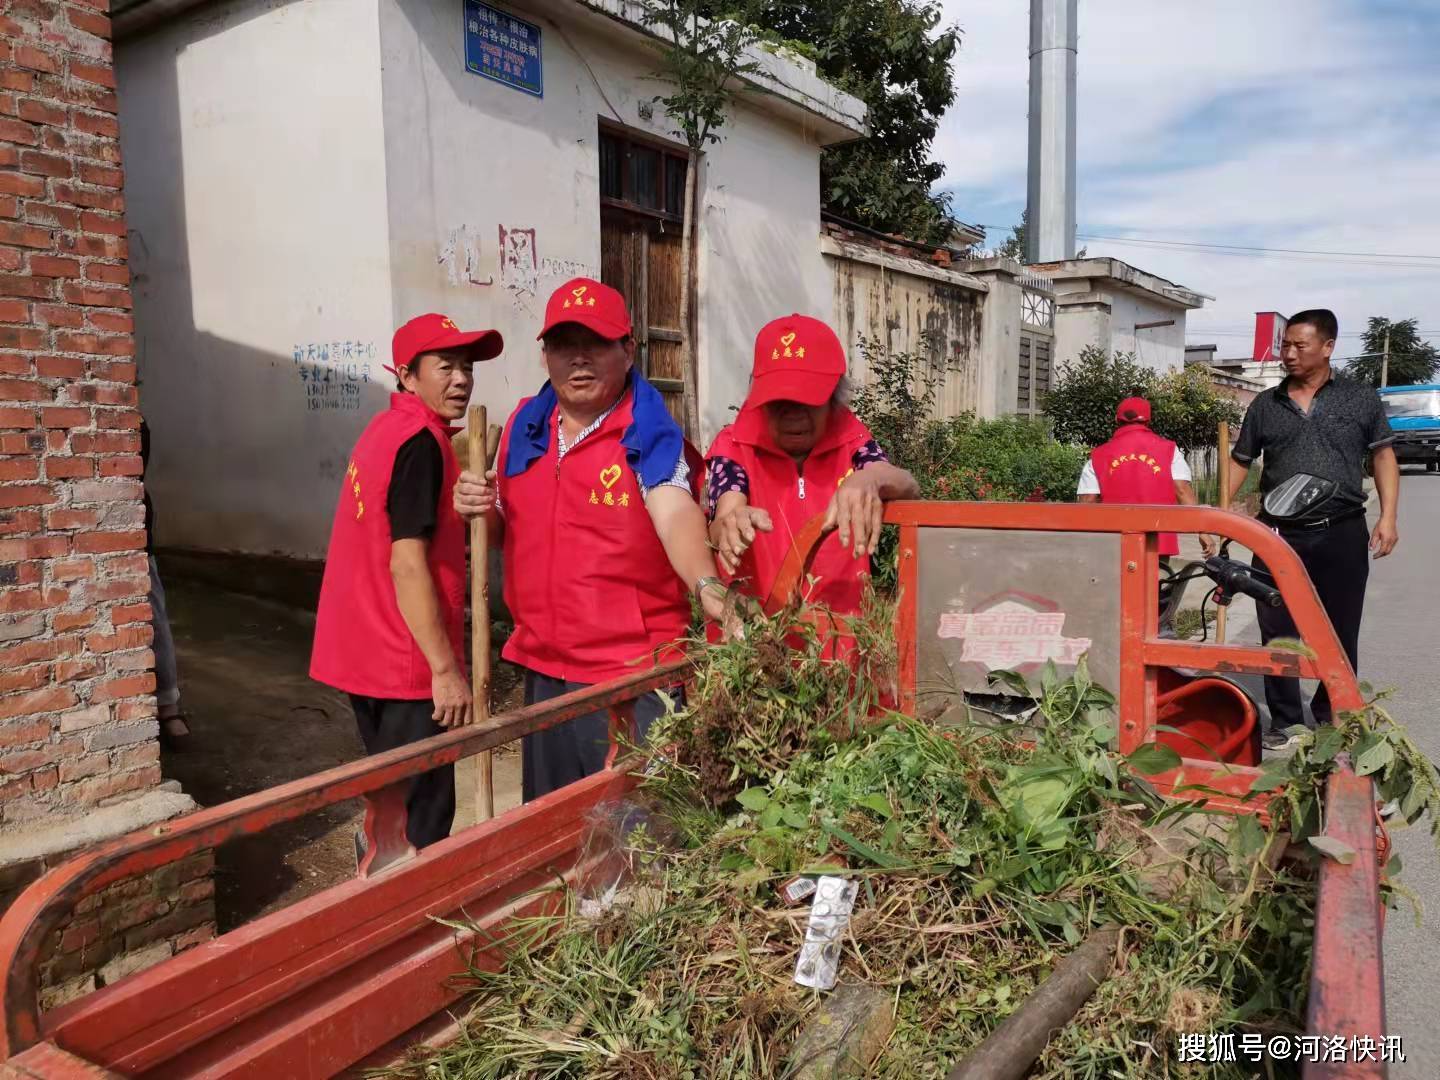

{"left": 1052, "top": 300, "right": 1110, "bottom": 371}
{"left": 1105, "top": 289, "right": 1186, "bottom": 374}
{"left": 118, "top": 0, "right": 395, "bottom": 559}
{"left": 379, "top": 0, "right": 833, "bottom": 451}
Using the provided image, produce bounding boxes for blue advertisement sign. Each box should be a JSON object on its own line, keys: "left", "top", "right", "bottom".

{"left": 464, "top": 0, "right": 543, "bottom": 98}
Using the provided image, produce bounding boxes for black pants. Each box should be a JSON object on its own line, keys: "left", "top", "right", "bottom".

{"left": 349, "top": 695, "right": 455, "bottom": 849}
{"left": 521, "top": 670, "right": 676, "bottom": 802}
{"left": 1250, "top": 515, "right": 1369, "bottom": 730}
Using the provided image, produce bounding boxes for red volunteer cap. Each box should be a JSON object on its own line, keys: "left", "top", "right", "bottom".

{"left": 388, "top": 313, "right": 503, "bottom": 376}
{"left": 744, "top": 314, "right": 847, "bottom": 409}
{"left": 537, "top": 277, "right": 632, "bottom": 341}
{"left": 1116, "top": 396, "right": 1152, "bottom": 424}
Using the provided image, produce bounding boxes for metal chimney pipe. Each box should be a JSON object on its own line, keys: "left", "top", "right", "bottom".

{"left": 1026, "top": 0, "right": 1077, "bottom": 263}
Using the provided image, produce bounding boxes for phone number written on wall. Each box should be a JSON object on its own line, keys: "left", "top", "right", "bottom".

{"left": 293, "top": 341, "right": 378, "bottom": 413}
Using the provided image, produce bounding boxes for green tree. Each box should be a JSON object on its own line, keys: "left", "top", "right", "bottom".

{"left": 997, "top": 209, "right": 1027, "bottom": 260}
{"left": 711, "top": 0, "right": 961, "bottom": 245}
{"left": 1346, "top": 317, "right": 1439, "bottom": 387}
{"left": 1043, "top": 347, "right": 1241, "bottom": 452}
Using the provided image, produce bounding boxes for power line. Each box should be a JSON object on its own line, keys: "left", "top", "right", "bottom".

{"left": 980, "top": 225, "right": 1440, "bottom": 262}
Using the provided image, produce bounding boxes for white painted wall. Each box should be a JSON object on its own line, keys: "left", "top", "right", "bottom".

{"left": 118, "top": 0, "right": 394, "bottom": 559}
{"left": 1052, "top": 303, "right": 1110, "bottom": 370}
{"left": 378, "top": 0, "right": 833, "bottom": 447}
{"left": 1106, "top": 290, "right": 1187, "bottom": 374}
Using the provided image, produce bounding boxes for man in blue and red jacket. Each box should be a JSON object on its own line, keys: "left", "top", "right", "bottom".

{"left": 452, "top": 278, "right": 727, "bottom": 801}
{"left": 311, "top": 313, "right": 503, "bottom": 848}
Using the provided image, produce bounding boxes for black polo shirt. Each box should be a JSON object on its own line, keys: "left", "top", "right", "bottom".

{"left": 1231, "top": 371, "right": 1394, "bottom": 518}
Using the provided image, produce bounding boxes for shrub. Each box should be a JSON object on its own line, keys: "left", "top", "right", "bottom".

{"left": 1044, "top": 346, "right": 1243, "bottom": 452}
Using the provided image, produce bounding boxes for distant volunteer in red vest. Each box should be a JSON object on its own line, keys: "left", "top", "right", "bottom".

{"left": 452, "top": 278, "right": 728, "bottom": 801}
{"left": 706, "top": 315, "right": 919, "bottom": 616}
{"left": 1076, "top": 396, "right": 1214, "bottom": 558}
{"left": 311, "top": 314, "right": 503, "bottom": 849}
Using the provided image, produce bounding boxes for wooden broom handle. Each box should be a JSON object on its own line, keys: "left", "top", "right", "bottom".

{"left": 468, "top": 406, "right": 496, "bottom": 820}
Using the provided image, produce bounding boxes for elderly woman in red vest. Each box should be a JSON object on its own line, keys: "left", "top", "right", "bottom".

{"left": 705, "top": 314, "right": 919, "bottom": 617}
{"left": 452, "top": 278, "right": 727, "bottom": 801}
{"left": 1077, "top": 396, "right": 1215, "bottom": 558}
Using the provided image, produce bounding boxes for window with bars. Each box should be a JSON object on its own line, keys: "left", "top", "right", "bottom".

{"left": 599, "top": 125, "right": 688, "bottom": 222}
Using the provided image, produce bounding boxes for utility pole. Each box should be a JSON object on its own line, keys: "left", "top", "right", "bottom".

{"left": 1380, "top": 327, "right": 1391, "bottom": 388}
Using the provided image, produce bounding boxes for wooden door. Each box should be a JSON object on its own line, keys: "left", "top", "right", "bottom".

{"left": 600, "top": 206, "right": 688, "bottom": 430}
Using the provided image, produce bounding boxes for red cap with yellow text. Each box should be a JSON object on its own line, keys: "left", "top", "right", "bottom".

{"left": 388, "top": 313, "right": 503, "bottom": 376}
{"left": 743, "top": 314, "right": 847, "bottom": 409}
{"left": 537, "top": 277, "right": 632, "bottom": 341}
{"left": 1116, "top": 396, "right": 1152, "bottom": 424}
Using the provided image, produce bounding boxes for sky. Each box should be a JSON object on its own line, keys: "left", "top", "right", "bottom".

{"left": 932, "top": 0, "right": 1440, "bottom": 361}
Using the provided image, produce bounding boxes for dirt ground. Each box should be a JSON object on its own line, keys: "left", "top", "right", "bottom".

{"left": 158, "top": 571, "right": 524, "bottom": 931}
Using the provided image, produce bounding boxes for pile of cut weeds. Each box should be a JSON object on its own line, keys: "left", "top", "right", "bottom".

{"left": 396, "top": 604, "right": 1438, "bottom": 1080}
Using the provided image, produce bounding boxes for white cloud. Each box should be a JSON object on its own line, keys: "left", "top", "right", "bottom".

{"left": 933, "top": 0, "right": 1440, "bottom": 353}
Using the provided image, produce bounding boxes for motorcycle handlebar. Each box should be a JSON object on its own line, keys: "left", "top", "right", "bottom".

{"left": 1203, "top": 555, "right": 1283, "bottom": 608}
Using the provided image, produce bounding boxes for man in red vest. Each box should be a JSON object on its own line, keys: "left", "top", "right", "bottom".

{"left": 1077, "top": 396, "right": 1213, "bottom": 559}
{"left": 311, "top": 313, "right": 503, "bottom": 849}
{"left": 452, "top": 278, "right": 727, "bottom": 800}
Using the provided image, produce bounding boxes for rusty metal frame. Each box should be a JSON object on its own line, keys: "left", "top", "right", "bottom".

{"left": 768, "top": 501, "right": 1386, "bottom": 1077}
{"left": 0, "top": 661, "right": 686, "bottom": 1076}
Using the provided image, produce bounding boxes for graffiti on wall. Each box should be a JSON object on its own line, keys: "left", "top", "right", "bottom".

{"left": 498, "top": 225, "right": 538, "bottom": 301}
{"left": 293, "top": 340, "right": 377, "bottom": 413}
{"left": 439, "top": 225, "right": 494, "bottom": 287}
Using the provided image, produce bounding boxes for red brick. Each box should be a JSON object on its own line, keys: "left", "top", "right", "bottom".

{"left": 17, "top": 149, "right": 69, "bottom": 178}
{"left": 0, "top": 70, "right": 34, "bottom": 94}
{"left": 44, "top": 455, "right": 92, "bottom": 478}
{"left": 0, "top": 247, "right": 20, "bottom": 271}
{"left": 73, "top": 529, "right": 143, "bottom": 554}
{"left": 44, "top": 506, "right": 98, "bottom": 530}
{"left": 70, "top": 431, "right": 134, "bottom": 453}
{"left": 95, "top": 408, "right": 139, "bottom": 431}
{"left": 0, "top": 273, "right": 56, "bottom": 298}
{"left": 91, "top": 673, "right": 154, "bottom": 704}
{"left": 0, "top": 171, "right": 44, "bottom": 197}
{"left": 76, "top": 161, "right": 121, "bottom": 189}
{"left": 53, "top": 184, "right": 123, "bottom": 214}
{"left": 36, "top": 354, "right": 84, "bottom": 378}
{"left": 34, "top": 306, "right": 83, "bottom": 329}
{"left": 45, "top": 428, "right": 66, "bottom": 450}
{"left": 84, "top": 359, "right": 134, "bottom": 382}
{"left": 0, "top": 118, "right": 40, "bottom": 146}
{"left": 0, "top": 456, "right": 39, "bottom": 481}
{"left": 83, "top": 263, "right": 128, "bottom": 287}
{"left": 63, "top": 85, "right": 116, "bottom": 115}
{"left": 51, "top": 609, "right": 93, "bottom": 632}
{"left": 66, "top": 6, "right": 112, "bottom": 37}
{"left": 0, "top": 406, "right": 36, "bottom": 428}
{"left": 0, "top": 662, "right": 49, "bottom": 693}
{"left": 24, "top": 201, "right": 80, "bottom": 230}
{"left": 0, "top": 509, "right": 41, "bottom": 536}
{"left": 50, "top": 555, "right": 91, "bottom": 581}
{"left": 57, "top": 917, "right": 100, "bottom": 953}
{"left": 55, "top": 331, "right": 132, "bottom": 356}
{"left": 0, "top": 742, "right": 56, "bottom": 771}
{"left": 55, "top": 655, "right": 101, "bottom": 681}
{"left": 57, "top": 752, "right": 106, "bottom": 782}
{"left": 78, "top": 211, "right": 122, "bottom": 238}
{"left": 0, "top": 353, "right": 28, "bottom": 375}
{"left": 0, "top": 299, "right": 29, "bottom": 323}
{"left": 29, "top": 765, "right": 57, "bottom": 791}
{"left": 0, "top": 220, "right": 51, "bottom": 248}
{"left": 0, "top": 638, "right": 60, "bottom": 669}
{"left": 40, "top": 406, "right": 89, "bottom": 427}
{"left": 86, "top": 626, "right": 149, "bottom": 654}
{"left": 111, "top": 741, "right": 159, "bottom": 772}
{"left": 61, "top": 233, "right": 123, "bottom": 259}
{"left": 14, "top": 46, "right": 58, "bottom": 74}
{"left": 61, "top": 283, "right": 129, "bottom": 309}
{"left": 0, "top": 686, "right": 74, "bottom": 721}
{"left": 0, "top": 587, "right": 45, "bottom": 612}
{"left": 29, "top": 255, "right": 81, "bottom": 279}
{"left": 0, "top": 483, "right": 54, "bottom": 509}
{"left": 16, "top": 99, "right": 66, "bottom": 128}
{"left": 71, "top": 111, "right": 116, "bottom": 138}
{"left": 0, "top": 194, "right": 16, "bottom": 219}
{"left": 0, "top": 534, "right": 66, "bottom": 560}
{"left": 66, "top": 60, "right": 115, "bottom": 89}
{"left": 0, "top": 378, "right": 48, "bottom": 402}
{"left": 96, "top": 453, "right": 139, "bottom": 477}
{"left": 0, "top": 326, "right": 45, "bottom": 350}
{"left": 109, "top": 601, "right": 149, "bottom": 626}
{"left": 0, "top": 716, "right": 51, "bottom": 746}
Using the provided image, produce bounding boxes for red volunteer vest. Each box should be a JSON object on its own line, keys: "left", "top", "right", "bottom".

{"left": 707, "top": 405, "right": 875, "bottom": 615}
{"left": 1091, "top": 424, "right": 1180, "bottom": 557}
{"left": 311, "top": 393, "right": 466, "bottom": 698}
{"left": 497, "top": 390, "right": 694, "bottom": 683}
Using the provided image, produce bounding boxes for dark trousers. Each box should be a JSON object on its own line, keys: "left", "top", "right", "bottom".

{"left": 348, "top": 695, "right": 455, "bottom": 849}
{"left": 1251, "top": 515, "right": 1369, "bottom": 730}
{"left": 521, "top": 670, "right": 676, "bottom": 802}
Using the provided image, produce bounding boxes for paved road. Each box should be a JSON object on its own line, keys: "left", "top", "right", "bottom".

{"left": 1362, "top": 472, "right": 1440, "bottom": 1078}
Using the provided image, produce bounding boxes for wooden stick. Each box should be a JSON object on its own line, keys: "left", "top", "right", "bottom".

{"left": 945, "top": 925, "right": 1121, "bottom": 1080}
{"left": 1216, "top": 421, "right": 1231, "bottom": 645}
{"left": 468, "top": 406, "right": 495, "bottom": 820}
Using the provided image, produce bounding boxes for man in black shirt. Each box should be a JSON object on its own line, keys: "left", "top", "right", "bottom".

{"left": 1227, "top": 308, "right": 1400, "bottom": 749}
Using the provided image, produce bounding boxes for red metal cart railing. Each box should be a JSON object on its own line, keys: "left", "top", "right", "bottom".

{"left": 0, "top": 502, "right": 1385, "bottom": 1079}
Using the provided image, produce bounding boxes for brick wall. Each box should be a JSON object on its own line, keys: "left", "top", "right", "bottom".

{"left": 0, "top": 0, "right": 217, "bottom": 1009}
{"left": 0, "top": 0, "right": 162, "bottom": 824}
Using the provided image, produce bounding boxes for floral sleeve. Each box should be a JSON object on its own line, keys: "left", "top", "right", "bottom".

{"left": 705, "top": 457, "right": 750, "bottom": 519}
{"left": 852, "top": 440, "right": 890, "bottom": 471}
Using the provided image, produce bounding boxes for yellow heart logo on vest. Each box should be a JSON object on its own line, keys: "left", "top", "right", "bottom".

{"left": 599, "top": 464, "right": 622, "bottom": 489}
{"left": 780, "top": 332, "right": 796, "bottom": 347}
